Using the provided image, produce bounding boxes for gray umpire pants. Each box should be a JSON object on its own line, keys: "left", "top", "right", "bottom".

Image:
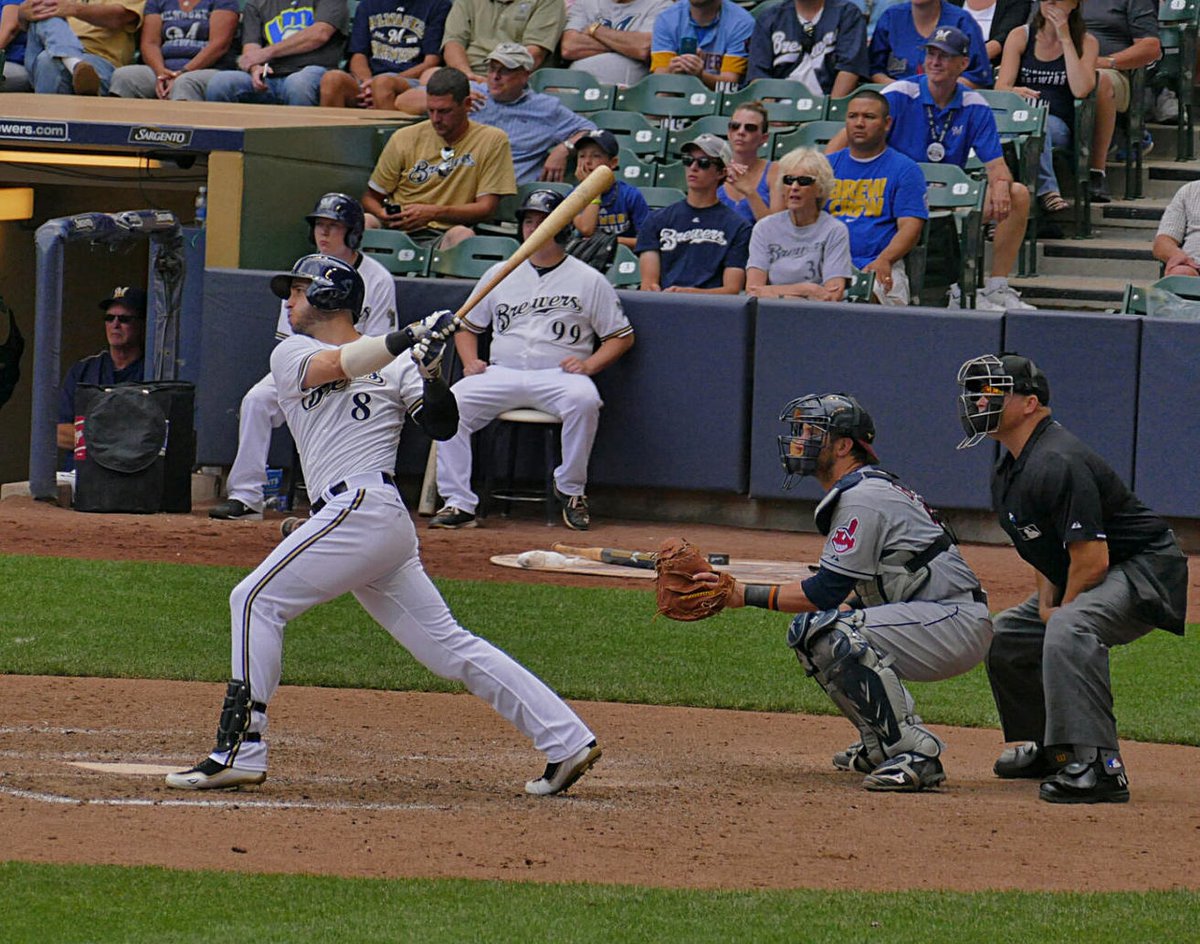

{"left": 987, "top": 562, "right": 1157, "bottom": 751}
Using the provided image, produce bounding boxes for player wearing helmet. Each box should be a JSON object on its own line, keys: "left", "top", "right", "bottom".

{"left": 210, "top": 192, "right": 397, "bottom": 521}
{"left": 957, "top": 353, "right": 1188, "bottom": 804}
{"left": 428, "top": 188, "right": 635, "bottom": 532}
{"left": 696, "top": 392, "right": 992, "bottom": 792}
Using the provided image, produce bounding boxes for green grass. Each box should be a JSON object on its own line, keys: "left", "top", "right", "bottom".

{"left": 1, "top": 862, "right": 1198, "bottom": 944}
{"left": 0, "top": 554, "right": 1195, "bottom": 744}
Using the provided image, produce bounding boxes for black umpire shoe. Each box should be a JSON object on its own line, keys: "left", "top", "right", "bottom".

{"left": 1039, "top": 759, "right": 1130, "bottom": 804}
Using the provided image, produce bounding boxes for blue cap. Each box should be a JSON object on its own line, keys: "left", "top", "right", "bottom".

{"left": 923, "top": 26, "right": 970, "bottom": 57}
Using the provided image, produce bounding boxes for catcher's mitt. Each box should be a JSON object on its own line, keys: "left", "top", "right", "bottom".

{"left": 654, "top": 537, "right": 736, "bottom": 621}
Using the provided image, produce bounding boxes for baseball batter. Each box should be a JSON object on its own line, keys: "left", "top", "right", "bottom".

{"left": 429, "top": 189, "right": 635, "bottom": 532}
{"left": 210, "top": 193, "right": 398, "bottom": 521}
{"left": 168, "top": 254, "right": 601, "bottom": 796}
{"left": 697, "top": 394, "right": 993, "bottom": 792}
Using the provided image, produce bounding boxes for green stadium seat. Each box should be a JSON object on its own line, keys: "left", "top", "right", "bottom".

{"left": 359, "top": 229, "right": 431, "bottom": 276}
{"left": 721, "top": 79, "right": 826, "bottom": 127}
{"left": 1121, "top": 274, "right": 1200, "bottom": 314}
{"left": 613, "top": 74, "right": 719, "bottom": 123}
{"left": 529, "top": 67, "right": 615, "bottom": 113}
{"left": 916, "top": 162, "right": 986, "bottom": 308}
{"left": 606, "top": 244, "right": 642, "bottom": 287}
{"left": 977, "top": 90, "right": 1046, "bottom": 275}
{"left": 664, "top": 115, "right": 746, "bottom": 162}
{"left": 615, "top": 147, "right": 658, "bottom": 186}
{"left": 1157, "top": 0, "right": 1199, "bottom": 162}
{"left": 653, "top": 160, "right": 686, "bottom": 190}
{"left": 846, "top": 267, "right": 876, "bottom": 303}
{"left": 592, "top": 110, "right": 666, "bottom": 159}
{"left": 824, "top": 85, "right": 885, "bottom": 123}
{"left": 770, "top": 120, "right": 843, "bottom": 158}
{"left": 428, "top": 235, "right": 520, "bottom": 279}
{"left": 638, "top": 186, "right": 686, "bottom": 210}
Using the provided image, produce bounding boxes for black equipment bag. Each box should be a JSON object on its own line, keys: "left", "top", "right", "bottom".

{"left": 73, "top": 381, "right": 196, "bottom": 513}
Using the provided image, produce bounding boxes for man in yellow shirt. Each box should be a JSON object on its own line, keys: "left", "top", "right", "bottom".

{"left": 362, "top": 66, "right": 517, "bottom": 248}
{"left": 18, "top": 0, "right": 142, "bottom": 95}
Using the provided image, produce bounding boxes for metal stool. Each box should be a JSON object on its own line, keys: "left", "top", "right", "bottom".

{"left": 480, "top": 408, "right": 562, "bottom": 524}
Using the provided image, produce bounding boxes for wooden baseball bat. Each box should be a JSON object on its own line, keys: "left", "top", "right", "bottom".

{"left": 552, "top": 542, "right": 657, "bottom": 570}
{"left": 451, "top": 166, "right": 616, "bottom": 327}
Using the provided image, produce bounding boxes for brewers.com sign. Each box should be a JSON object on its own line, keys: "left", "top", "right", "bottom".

{"left": 128, "top": 126, "right": 194, "bottom": 148}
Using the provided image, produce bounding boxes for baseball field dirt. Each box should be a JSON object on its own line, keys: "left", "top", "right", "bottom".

{"left": 2, "top": 496, "right": 1198, "bottom": 892}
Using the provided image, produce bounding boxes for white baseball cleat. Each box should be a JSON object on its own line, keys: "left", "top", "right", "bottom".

{"left": 525, "top": 741, "right": 601, "bottom": 796}
{"left": 165, "top": 758, "right": 266, "bottom": 790}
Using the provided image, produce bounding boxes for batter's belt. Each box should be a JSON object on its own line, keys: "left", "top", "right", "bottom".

{"left": 311, "top": 471, "right": 398, "bottom": 514}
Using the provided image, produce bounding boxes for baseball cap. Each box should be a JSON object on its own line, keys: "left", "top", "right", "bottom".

{"left": 682, "top": 133, "right": 733, "bottom": 166}
{"left": 574, "top": 129, "right": 620, "bottom": 157}
{"left": 486, "top": 42, "right": 535, "bottom": 71}
{"left": 999, "top": 353, "right": 1050, "bottom": 405}
{"left": 98, "top": 286, "right": 147, "bottom": 317}
{"left": 923, "top": 26, "right": 970, "bottom": 58}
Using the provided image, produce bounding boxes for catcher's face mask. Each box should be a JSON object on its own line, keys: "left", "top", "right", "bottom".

{"left": 956, "top": 354, "right": 1012, "bottom": 449}
{"left": 777, "top": 395, "right": 832, "bottom": 487}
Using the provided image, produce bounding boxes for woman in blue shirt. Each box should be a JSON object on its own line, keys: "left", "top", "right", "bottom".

{"left": 719, "top": 100, "right": 782, "bottom": 223}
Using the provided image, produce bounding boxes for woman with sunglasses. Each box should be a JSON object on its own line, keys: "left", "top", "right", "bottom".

{"left": 995, "top": 0, "right": 1097, "bottom": 215}
{"left": 719, "top": 102, "right": 781, "bottom": 223}
{"left": 745, "top": 147, "right": 852, "bottom": 301}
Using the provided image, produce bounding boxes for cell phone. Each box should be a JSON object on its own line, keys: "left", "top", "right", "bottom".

{"left": 382, "top": 200, "right": 402, "bottom": 215}
{"left": 679, "top": 36, "right": 697, "bottom": 55}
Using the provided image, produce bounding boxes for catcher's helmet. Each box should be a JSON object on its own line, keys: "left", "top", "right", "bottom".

{"left": 516, "top": 188, "right": 569, "bottom": 243}
{"left": 777, "top": 393, "right": 878, "bottom": 488}
{"left": 955, "top": 353, "right": 1049, "bottom": 449}
{"left": 270, "top": 253, "right": 365, "bottom": 318}
{"left": 306, "top": 192, "right": 365, "bottom": 250}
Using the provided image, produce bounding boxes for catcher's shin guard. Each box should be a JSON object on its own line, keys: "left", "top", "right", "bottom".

{"left": 787, "top": 610, "right": 941, "bottom": 760}
{"left": 214, "top": 679, "right": 263, "bottom": 757}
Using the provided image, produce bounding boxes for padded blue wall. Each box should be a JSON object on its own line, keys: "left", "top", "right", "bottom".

{"left": 1136, "top": 318, "right": 1200, "bottom": 517}
{"left": 749, "top": 301, "right": 1003, "bottom": 510}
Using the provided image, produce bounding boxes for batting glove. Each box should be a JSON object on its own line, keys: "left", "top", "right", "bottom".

{"left": 412, "top": 336, "right": 447, "bottom": 380}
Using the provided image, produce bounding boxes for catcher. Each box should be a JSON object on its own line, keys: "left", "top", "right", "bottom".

{"left": 657, "top": 393, "right": 993, "bottom": 792}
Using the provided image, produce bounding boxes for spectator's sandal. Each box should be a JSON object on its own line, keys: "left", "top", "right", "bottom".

{"left": 1039, "top": 191, "right": 1069, "bottom": 214}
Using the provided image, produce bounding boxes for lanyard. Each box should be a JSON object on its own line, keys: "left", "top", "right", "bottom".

{"left": 924, "top": 104, "right": 955, "bottom": 162}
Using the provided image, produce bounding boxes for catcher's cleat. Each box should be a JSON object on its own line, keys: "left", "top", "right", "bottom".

{"left": 554, "top": 485, "right": 590, "bottom": 531}
{"left": 209, "top": 499, "right": 263, "bottom": 521}
{"left": 525, "top": 741, "right": 601, "bottom": 796}
{"left": 279, "top": 516, "right": 303, "bottom": 539}
{"left": 993, "top": 741, "right": 1061, "bottom": 779}
{"left": 862, "top": 752, "right": 946, "bottom": 792}
{"left": 429, "top": 505, "right": 476, "bottom": 529}
{"left": 1039, "top": 759, "right": 1130, "bottom": 805}
{"left": 832, "top": 741, "right": 878, "bottom": 774}
{"left": 165, "top": 758, "right": 266, "bottom": 790}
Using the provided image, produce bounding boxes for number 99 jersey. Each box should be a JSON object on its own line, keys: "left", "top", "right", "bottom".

{"left": 460, "top": 256, "right": 632, "bottom": 369}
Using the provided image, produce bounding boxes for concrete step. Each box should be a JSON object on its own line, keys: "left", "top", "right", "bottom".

{"left": 1143, "top": 119, "right": 1200, "bottom": 163}
{"left": 1032, "top": 237, "right": 1159, "bottom": 280}
{"left": 1007, "top": 274, "right": 1129, "bottom": 310}
{"left": 1105, "top": 158, "right": 1200, "bottom": 200}
{"left": 1091, "top": 198, "right": 1170, "bottom": 229}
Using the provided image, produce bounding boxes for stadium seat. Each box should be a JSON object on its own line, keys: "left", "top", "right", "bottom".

{"left": 1118, "top": 65, "right": 1149, "bottom": 199}
{"left": 613, "top": 74, "right": 719, "bottom": 124}
{"left": 664, "top": 115, "right": 748, "bottom": 162}
{"left": 846, "top": 267, "right": 876, "bottom": 303}
{"left": 637, "top": 186, "right": 686, "bottom": 210}
{"left": 916, "top": 162, "right": 985, "bottom": 307}
{"left": 428, "top": 235, "right": 520, "bottom": 279}
{"left": 824, "top": 84, "right": 885, "bottom": 123}
{"left": 1055, "top": 94, "right": 1097, "bottom": 239}
{"left": 654, "top": 160, "right": 686, "bottom": 190}
{"left": 529, "top": 67, "right": 615, "bottom": 113}
{"left": 616, "top": 147, "right": 658, "bottom": 186}
{"left": 606, "top": 244, "right": 642, "bottom": 287}
{"left": 1121, "top": 274, "right": 1200, "bottom": 314}
{"left": 478, "top": 181, "right": 575, "bottom": 237}
{"left": 592, "top": 110, "right": 667, "bottom": 159}
{"left": 977, "top": 90, "right": 1046, "bottom": 276}
{"left": 721, "top": 79, "right": 826, "bottom": 127}
{"left": 1157, "top": 0, "right": 1199, "bottom": 162}
{"left": 770, "top": 120, "right": 843, "bottom": 158}
{"left": 359, "top": 229, "right": 431, "bottom": 276}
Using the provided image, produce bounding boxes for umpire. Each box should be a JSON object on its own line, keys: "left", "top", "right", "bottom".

{"left": 956, "top": 353, "right": 1189, "bottom": 804}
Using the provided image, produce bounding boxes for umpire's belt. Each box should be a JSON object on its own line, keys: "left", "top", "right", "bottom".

{"left": 312, "top": 471, "right": 397, "bottom": 514}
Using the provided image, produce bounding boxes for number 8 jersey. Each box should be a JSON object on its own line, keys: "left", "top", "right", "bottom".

{"left": 459, "top": 255, "right": 632, "bottom": 369}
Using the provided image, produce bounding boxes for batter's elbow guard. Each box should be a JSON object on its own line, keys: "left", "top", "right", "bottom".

{"left": 415, "top": 377, "right": 459, "bottom": 441}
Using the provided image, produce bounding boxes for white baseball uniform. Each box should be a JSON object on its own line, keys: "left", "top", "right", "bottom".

{"left": 208, "top": 336, "right": 596, "bottom": 774}
{"left": 435, "top": 255, "right": 633, "bottom": 514}
{"left": 224, "top": 252, "right": 397, "bottom": 511}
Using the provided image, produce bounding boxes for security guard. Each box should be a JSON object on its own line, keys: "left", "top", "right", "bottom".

{"left": 956, "top": 353, "right": 1188, "bottom": 804}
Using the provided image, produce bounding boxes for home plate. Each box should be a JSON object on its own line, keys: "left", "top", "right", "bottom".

{"left": 67, "top": 762, "right": 181, "bottom": 775}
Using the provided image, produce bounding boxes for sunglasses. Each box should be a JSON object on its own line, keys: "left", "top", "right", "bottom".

{"left": 782, "top": 174, "right": 817, "bottom": 186}
{"left": 680, "top": 154, "right": 721, "bottom": 169}
{"left": 727, "top": 121, "right": 762, "bottom": 133}
{"left": 104, "top": 314, "right": 140, "bottom": 324}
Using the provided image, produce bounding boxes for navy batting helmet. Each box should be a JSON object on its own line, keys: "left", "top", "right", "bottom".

{"left": 306, "top": 192, "right": 365, "bottom": 250}
{"left": 516, "top": 188, "right": 569, "bottom": 243}
{"left": 270, "top": 254, "right": 364, "bottom": 318}
{"left": 777, "top": 393, "right": 878, "bottom": 487}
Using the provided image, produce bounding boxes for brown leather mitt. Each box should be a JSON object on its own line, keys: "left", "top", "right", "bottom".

{"left": 654, "top": 537, "right": 736, "bottom": 621}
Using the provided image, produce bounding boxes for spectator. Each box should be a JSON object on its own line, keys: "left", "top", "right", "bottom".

{"left": 210, "top": 194, "right": 397, "bottom": 521}
{"left": 562, "top": 0, "right": 673, "bottom": 87}
{"left": 832, "top": 27, "right": 1033, "bottom": 309}
{"left": 956, "top": 0, "right": 1035, "bottom": 63}
{"left": 1084, "top": 0, "right": 1162, "bottom": 203}
{"left": 204, "top": 0, "right": 348, "bottom": 106}
{"left": 747, "top": 0, "right": 868, "bottom": 97}
{"left": 650, "top": 0, "right": 755, "bottom": 90}
{"left": 441, "top": 0, "right": 564, "bottom": 77}
{"left": 318, "top": 0, "right": 450, "bottom": 109}
{"left": 996, "top": 0, "right": 1097, "bottom": 215}
{"left": 870, "top": 0, "right": 991, "bottom": 87}
{"left": 363, "top": 67, "right": 517, "bottom": 247}
{"left": 1153, "top": 179, "right": 1200, "bottom": 276}
{"left": 57, "top": 286, "right": 146, "bottom": 469}
{"left": 746, "top": 147, "right": 853, "bottom": 301}
{"left": 571, "top": 129, "right": 651, "bottom": 248}
{"left": 468, "top": 43, "right": 597, "bottom": 183}
{"left": 1, "top": 0, "right": 32, "bottom": 91}
{"left": 637, "top": 133, "right": 753, "bottom": 292}
{"left": 827, "top": 88, "right": 928, "bottom": 305}
{"left": 108, "top": 0, "right": 239, "bottom": 100}
{"left": 719, "top": 100, "right": 782, "bottom": 223}
{"left": 18, "top": 0, "right": 143, "bottom": 96}
{"left": 429, "top": 189, "right": 635, "bottom": 533}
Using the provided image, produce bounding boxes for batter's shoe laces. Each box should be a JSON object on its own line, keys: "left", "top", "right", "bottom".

{"left": 429, "top": 505, "right": 477, "bottom": 529}
{"left": 832, "top": 740, "right": 880, "bottom": 774}
{"left": 553, "top": 485, "right": 590, "bottom": 531}
{"left": 209, "top": 499, "right": 263, "bottom": 521}
{"left": 1039, "top": 757, "right": 1130, "bottom": 804}
{"left": 525, "top": 741, "right": 601, "bottom": 796}
{"left": 165, "top": 757, "right": 266, "bottom": 790}
{"left": 862, "top": 752, "right": 946, "bottom": 792}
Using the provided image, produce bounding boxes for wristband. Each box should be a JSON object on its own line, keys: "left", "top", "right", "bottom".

{"left": 743, "top": 584, "right": 782, "bottom": 610}
{"left": 340, "top": 333, "right": 400, "bottom": 378}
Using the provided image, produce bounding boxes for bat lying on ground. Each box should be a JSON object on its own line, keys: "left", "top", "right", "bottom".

{"left": 551, "top": 543, "right": 657, "bottom": 570}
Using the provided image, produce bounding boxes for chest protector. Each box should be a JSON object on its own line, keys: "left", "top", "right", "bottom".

{"left": 814, "top": 468, "right": 957, "bottom": 607}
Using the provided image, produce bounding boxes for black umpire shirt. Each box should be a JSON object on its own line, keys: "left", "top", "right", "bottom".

{"left": 991, "top": 416, "right": 1188, "bottom": 634}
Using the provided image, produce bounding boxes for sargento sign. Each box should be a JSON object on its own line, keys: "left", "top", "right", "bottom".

{"left": 128, "top": 126, "right": 194, "bottom": 148}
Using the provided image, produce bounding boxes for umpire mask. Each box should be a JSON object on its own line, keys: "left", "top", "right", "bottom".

{"left": 956, "top": 353, "right": 1049, "bottom": 448}
{"left": 777, "top": 393, "right": 878, "bottom": 489}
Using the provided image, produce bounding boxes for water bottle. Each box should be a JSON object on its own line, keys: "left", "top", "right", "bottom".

{"left": 194, "top": 186, "right": 207, "bottom": 227}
